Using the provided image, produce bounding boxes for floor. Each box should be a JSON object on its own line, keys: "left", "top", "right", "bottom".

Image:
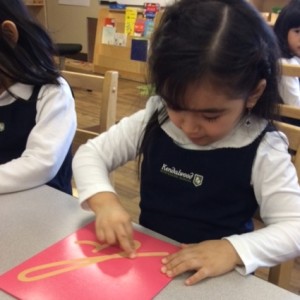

{"left": 67, "top": 60, "right": 300, "bottom": 295}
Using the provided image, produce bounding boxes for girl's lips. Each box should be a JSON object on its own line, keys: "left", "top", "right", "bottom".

{"left": 187, "top": 135, "right": 203, "bottom": 140}
{"left": 188, "top": 136, "right": 207, "bottom": 143}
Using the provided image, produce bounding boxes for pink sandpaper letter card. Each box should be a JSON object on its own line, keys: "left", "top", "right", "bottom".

{"left": 0, "top": 222, "right": 178, "bottom": 300}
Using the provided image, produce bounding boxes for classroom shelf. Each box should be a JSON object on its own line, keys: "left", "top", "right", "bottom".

{"left": 24, "top": 0, "right": 47, "bottom": 28}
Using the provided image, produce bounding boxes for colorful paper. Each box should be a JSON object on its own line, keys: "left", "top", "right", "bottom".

{"left": 144, "top": 3, "right": 160, "bottom": 19}
{"left": 114, "top": 33, "right": 127, "bottom": 47}
{"left": 134, "top": 18, "right": 146, "bottom": 37}
{"left": 124, "top": 7, "right": 138, "bottom": 35}
{"left": 104, "top": 17, "right": 115, "bottom": 27}
{"left": 102, "top": 26, "right": 116, "bottom": 45}
{"left": 0, "top": 222, "right": 178, "bottom": 300}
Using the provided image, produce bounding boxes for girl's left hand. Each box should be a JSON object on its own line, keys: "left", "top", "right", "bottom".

{"left": 161, "top": 239, "right": 242, "bottom": 285}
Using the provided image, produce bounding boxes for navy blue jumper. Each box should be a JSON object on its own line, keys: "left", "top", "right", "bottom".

{"left": 0, "top": 86, "right": 72, "bottom": 194}
{"left": 140, "top": 123, "right": 268, "bottom": 243}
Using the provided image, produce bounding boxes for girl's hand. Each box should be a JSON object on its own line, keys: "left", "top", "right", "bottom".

{"left": 161, "top": 240, "right": 242, "bottom": 285}
{"left": 87, "top": 192, "right": 136, "bottom": 258}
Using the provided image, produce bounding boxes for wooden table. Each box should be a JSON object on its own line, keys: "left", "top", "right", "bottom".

{"left": 0, "top": 186, "right": 299, "bottom": 300}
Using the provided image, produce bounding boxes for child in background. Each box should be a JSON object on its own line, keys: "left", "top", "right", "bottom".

{"left": 274, "top": 0, "right": 300, "bottom": 106}
{"left": 73, "top": 0, "right": 300, "bottom": 285}
{"left": 0, "top": 0, "right": 76, "bottom": 194}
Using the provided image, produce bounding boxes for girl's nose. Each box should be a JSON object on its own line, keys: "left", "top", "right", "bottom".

{"left": 180, "top": 118, "right": 201, "bottom": 135}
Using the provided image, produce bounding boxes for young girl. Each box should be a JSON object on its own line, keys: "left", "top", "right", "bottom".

{"left": 73, "top": 0, "right": 300, "bottom": 285}
{"left": 274, "top": 0, "right": 300, "bottom": 106}
{"left": 0, "top": 0, "right": 76, "bottom": 194}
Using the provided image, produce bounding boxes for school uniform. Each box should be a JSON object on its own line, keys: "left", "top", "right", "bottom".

{"left": 0, "top": 77, "right": 76, "bottom": 194}
{"left": 73, "top": 96, "right": 300, "bottom": 275}
{"left": 140, "top": 124, "right": 270, "bottom": 244}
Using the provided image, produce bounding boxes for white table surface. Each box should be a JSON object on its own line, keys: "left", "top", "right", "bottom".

{"left": 0, "top": 185, "right": 299, "bottom": 300}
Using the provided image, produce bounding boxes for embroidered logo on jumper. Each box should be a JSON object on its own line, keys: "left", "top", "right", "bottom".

{"left": 160, "top": 164, "right": 203, "bottom": 187}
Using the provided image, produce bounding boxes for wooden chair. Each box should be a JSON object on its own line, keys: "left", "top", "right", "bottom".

{"left": 62, "top": 70, "right": 118, "bottom": 196}
{"left": 61, "top": 70, "right": 119, "bottom": 154}
{"left": 279, "top": 103, "right": 300, "bottom": 120}
{"left": 277, "top": 62, "right": 300, "bottom": 127}
{"left": 281, "top": 62, "right": 300, "bottom": 77}
{"left": 262, "top": 106, "right": 300, "bottom": 289}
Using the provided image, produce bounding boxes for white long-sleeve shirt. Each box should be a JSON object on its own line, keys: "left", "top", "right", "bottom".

{"left": 279, "top": 57, "right": 300, "bottom": 106}
{"left": 73, "top": 96, "right": 300, "bottom": 275}
{"left": 0, "top": 77, "right": 76, "bottom": 194}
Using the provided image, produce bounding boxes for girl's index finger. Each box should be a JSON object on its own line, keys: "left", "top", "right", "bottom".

{"left": 118, "top": 235, "right": 136, "bottom": 258}
{"left": 116, "top": 224, "right": 136, "bottom": 258}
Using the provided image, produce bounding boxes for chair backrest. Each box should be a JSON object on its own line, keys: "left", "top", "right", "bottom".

{"left": 281, "top": 62, "right": 300, "bottom": 77}
{"left": 278, "top": 103, "right": 300, "bottom": 121}
{"left": 275, "top": 110, "right": 300, "bottom": 179}
{"left": 61, "top": 70, "right": 118, "bottom": 154}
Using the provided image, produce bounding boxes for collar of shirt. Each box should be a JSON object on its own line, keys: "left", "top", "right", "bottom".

{"left": 281, "top": 56, "right": 300, "bottom": 66}
{"left": 0, "top": 82, "right": 34, "bottom": 106}
{"left": 161, "top": 116, "right": 267, "bottom": 150}
{"left": 145, "top": 96, "right": 267, "bottom": 150}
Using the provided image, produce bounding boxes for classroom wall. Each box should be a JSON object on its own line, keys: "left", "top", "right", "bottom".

{"left": 45, "top": 0, "right": 290, "bottom": 55}
{"left": 45, "top": 0, "right": 101, "bottom": 53}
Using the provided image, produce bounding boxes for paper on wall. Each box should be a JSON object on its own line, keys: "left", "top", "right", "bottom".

{"left": 58, "top": 0, "right": 90, "bottom": 6}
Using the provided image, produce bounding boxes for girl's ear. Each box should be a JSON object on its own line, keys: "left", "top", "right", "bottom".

{"left": 1, "top": 20, "right": 19, "bottom": 46}
{"left": 246, "top": 79, "right": 267, "bottom": 109}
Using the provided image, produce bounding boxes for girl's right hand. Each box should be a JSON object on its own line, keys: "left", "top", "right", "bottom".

{"left": 87, "top": 192, "right": 136, "bottom": 258}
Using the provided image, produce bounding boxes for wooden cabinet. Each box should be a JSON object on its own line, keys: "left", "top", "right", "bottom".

{"left": 93, "top": 8, "right": 146, "bottom": 82}
{"left": 93, "top": 8, "right": 163, "bottom": 82}
{"left": 24, "top": 0, "right": 47, "bottom": 28}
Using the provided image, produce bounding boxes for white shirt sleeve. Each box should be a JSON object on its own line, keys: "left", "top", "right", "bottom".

{"left": 226, "top": 131, "right": 300, "bottom": 274}
{"left": 72, "top": 109, "right": 147, "bottom": 209}
{"left": 0, "top": 78, "right": 76, "bottom": 194}
{"left": 72, "top": 97, "right": 161, "bottom": 209}
{"left": 279, "top": 58, "right": 300, "bottom": 106}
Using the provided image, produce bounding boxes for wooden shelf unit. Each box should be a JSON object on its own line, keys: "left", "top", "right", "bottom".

{"left": 93, "top": 8, "right": 162, "bottom": 83}
{"left": 24, "top": 0, "right": 47, "bottom": 28}
{"left": 93, "top": 8, "right": 145, "bottom": 82}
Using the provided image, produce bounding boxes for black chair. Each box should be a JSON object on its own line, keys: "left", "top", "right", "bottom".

{"left": 55, "top": 43, "right": 82, "bottom": 69}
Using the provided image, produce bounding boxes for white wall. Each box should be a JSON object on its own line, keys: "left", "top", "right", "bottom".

{"left": 45, "top": 0, "right": 100, "bottom": 53}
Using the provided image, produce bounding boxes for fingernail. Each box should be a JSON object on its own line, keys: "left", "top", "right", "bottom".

{"left": 161, "top": 258, "right": 167, "bottom": 263}
{"left": 166, "top": 271, "right": 172, "bottom": 277}
{"left": 161, "top": 266, "right": 166, "bottom": 273}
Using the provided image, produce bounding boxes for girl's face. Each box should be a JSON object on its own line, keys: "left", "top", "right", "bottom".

{"left": 166, "top": 81, "right": 259, "bottom": 146}
{"left": 287, "top": 27, "right": 300, "bottom": 57}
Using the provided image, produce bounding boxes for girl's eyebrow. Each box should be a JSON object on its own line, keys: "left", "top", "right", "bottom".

{"left": 185, "top": 108, "right": 227, "bottom": 113}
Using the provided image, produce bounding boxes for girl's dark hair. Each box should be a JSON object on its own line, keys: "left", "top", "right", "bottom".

{"left": 139, "top": 0, "right": 281, "bottom": 156}
{"left": 274, "top": 0, "right": 300, "bottom": 58}
{"left": 149, "top": 0, "right": 280, "bottom": 120}
{"left": 0, "top": 0, "right": 60, "bottom": 88}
